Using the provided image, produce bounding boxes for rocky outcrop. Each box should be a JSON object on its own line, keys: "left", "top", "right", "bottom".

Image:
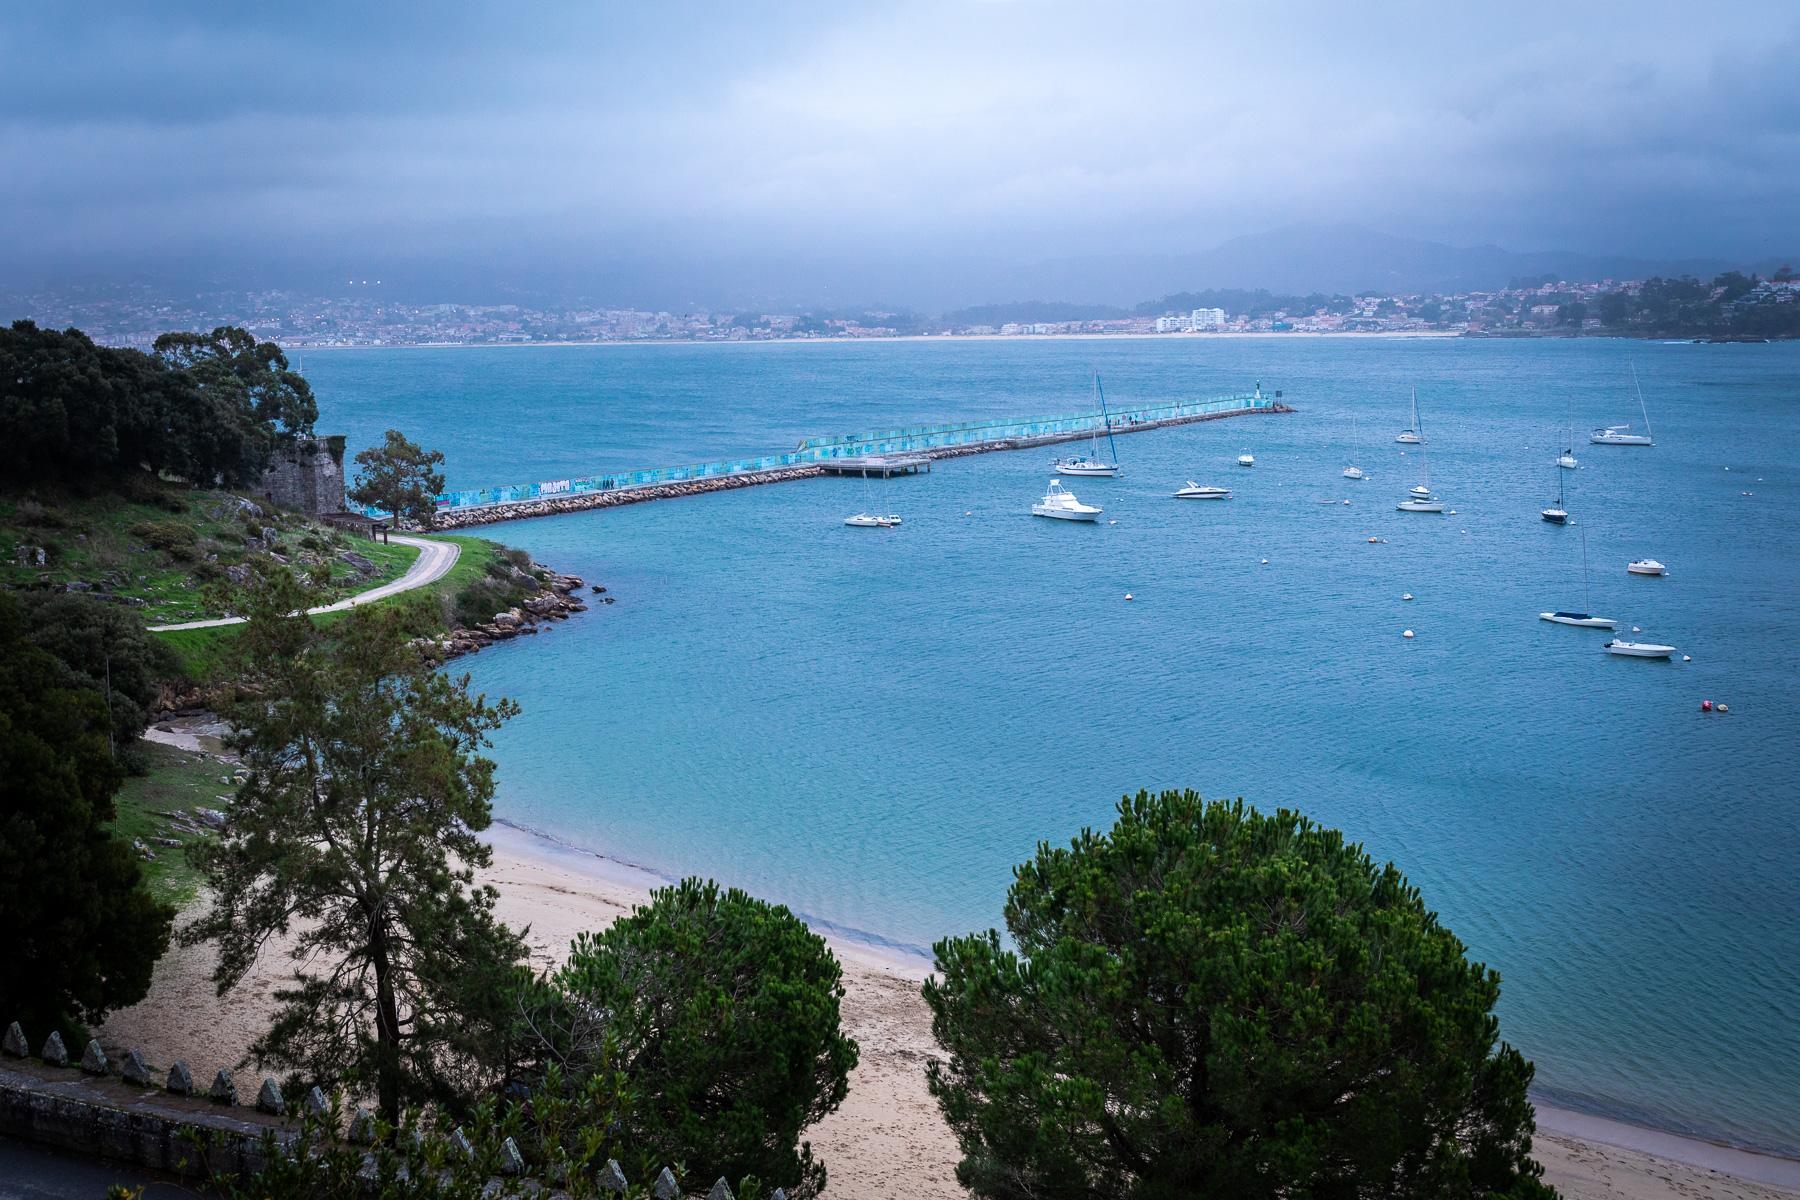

{"left": 425, "top": 570, "right": 592, "bottom": 664}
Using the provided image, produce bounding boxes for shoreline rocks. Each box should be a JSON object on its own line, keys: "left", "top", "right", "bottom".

{"left": 425, "top": 569, "right": 592, "bottom": 664}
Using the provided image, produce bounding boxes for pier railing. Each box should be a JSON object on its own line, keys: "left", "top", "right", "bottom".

{"left": 366, "top": 389, "right": 1270, "bottom": 517}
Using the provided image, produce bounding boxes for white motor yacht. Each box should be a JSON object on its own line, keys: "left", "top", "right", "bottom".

{"left": 1174, "top": 482, "right": 1231, "bottom": 499}
{"left": 1397, "top": 495, "right": 1445, "bottom": 512}
{"left": 1032, "top": 480, "right": 1102, "bottom": 521}
{"left": 1237, "top": 453, "right": 1255, "bottom": 467}
{"left": 1628, "top": 559, "right": 1667, "bottom": 576}
{"left": 1605, "top": 639, "right": 1676, "bottom": 658}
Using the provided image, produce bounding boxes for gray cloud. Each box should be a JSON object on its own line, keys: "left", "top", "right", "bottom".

{"left": 2, "top": 1, "right": 1796, "bottom": 305}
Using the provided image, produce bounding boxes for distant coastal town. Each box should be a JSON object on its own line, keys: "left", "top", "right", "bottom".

{"left": 10, "top": 268, "right": 1797, "bottom": 350}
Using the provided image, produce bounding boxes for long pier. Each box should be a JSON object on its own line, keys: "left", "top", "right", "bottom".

{"left": 419, "top": 390, "right": 1290, "bottom": 530}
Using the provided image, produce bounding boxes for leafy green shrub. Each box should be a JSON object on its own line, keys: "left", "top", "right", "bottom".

{"left": 450, "top": 575, "right": 536, "bottom": 629}
{"left": 129, "top": 519, "right": 198, "bottom": 553}
{"left": 515, "top": 879, "right": 858, "bottom": 1197}
{"left": 924, "top": 790, "right": 1557, "bottom": 1200}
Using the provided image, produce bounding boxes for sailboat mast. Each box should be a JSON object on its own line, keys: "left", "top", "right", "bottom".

{"left": 1580, "top": 524, "right": 1592, "bottom": 611}
{"left": 1414, "top": 388, "right": 1429, "bottom": 486}
{"left": 1630, "top": 360, "right": 1652, "bottom": 438}
{"left": 1097, "top": 374, "right": 1120, "bottom": 465}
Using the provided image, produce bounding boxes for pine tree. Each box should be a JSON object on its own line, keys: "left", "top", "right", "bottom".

{"left": 184, "top": 564, "right": 525, "bottom": 1120}
{"left": 924, "top": 789, "right": 1557, "bottom": 1200}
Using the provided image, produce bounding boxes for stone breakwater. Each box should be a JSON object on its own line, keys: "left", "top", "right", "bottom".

{"left": 430, "top": 403, "right": 1293, "bottom": 530}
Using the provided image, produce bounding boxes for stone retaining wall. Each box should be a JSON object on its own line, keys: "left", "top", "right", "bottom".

{"left": 0, "top": 1019, "right": 768, "bottom": 1197}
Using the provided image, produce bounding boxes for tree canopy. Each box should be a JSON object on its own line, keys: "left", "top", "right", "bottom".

{"left": 349, "top": 429, "right": 447, "bottom": 528}
{"left": 923, "top": 789, "right": 1555, "bottom": 1200}
{"left": 16, "top": 591, "right": 179, "bottom": 769}
{"left": 0, "top": 320, "right": 314, "bottom": 488}
{"left": 184, "top": 563, "right": 526, "bottom": 1121}
{"left": 514, "top": 879, "right": 859, "bottom": 1197}
{"left": 0, "top": 591, "right": 173, "bottom": 1040}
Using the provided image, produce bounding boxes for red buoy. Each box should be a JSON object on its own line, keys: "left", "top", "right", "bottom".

{"left": 1700, "top": 699, "right": 1713, "bottom": 712}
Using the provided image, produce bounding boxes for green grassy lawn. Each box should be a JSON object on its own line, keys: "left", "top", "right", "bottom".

{"left": 150, "top": 533, "right": 520, "bottom": 681}
{"left": 111, "top": 740, "right": 236, "bottom": 906}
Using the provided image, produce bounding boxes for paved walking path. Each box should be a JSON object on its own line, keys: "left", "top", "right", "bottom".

{"left": 147, "top": 534, "right": 460, "bottom": 632}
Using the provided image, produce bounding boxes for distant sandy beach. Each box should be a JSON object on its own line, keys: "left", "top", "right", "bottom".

{"left": 101, "top": 792, "right": 1800, "bottom": 1199}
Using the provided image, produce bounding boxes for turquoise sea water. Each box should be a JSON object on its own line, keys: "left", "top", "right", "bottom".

{"left": 306, "top": 338, "right": 1800, "bottom": 1155}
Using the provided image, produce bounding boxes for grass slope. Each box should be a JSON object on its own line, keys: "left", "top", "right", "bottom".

{"left": 110, "top": 740, "right": 235, "bottom": 906}
{"left": 0, "top": 480, "right": 416, "bottom": 624}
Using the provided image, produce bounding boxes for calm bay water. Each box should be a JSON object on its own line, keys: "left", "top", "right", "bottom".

{"left": 306, "top": 337, "right": 1800, "bottom": 1155}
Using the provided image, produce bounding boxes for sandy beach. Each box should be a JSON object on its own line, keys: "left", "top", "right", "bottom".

{"left": 100, "top": 815, "right": 1800, "bottom": 1199}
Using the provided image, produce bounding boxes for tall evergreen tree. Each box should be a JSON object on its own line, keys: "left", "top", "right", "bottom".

{"left": 0, "top": 592, "right": 173, "bottom": 1039}
{"left": 349, "top": 430, "right": 447, "bottom": 528}
{"left": 184, "top": 564, "right": 525, "bottom": 1120}
{"left": 924, "top": 789, "right": 1556, "bottom": 1200}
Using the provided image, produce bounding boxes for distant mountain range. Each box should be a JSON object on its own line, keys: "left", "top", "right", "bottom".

{"left": 972, "top": 225, "right": 1792, "bottom": 310}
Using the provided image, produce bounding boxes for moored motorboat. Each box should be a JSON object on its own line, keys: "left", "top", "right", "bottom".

{"left": 1032, "top": 479, "right": 1102, "bottom": 521}
{"left": 1174, "top": 481, "right": 1231, "bottom": 499}
{"left": 1237, "top": 453, "right": 1255, "bottom": 467}
{"left": 1397, "top": 496, "right": 1445, "bottom": 512}
{"left": 1604, "top": 639, "right": 1676, "bottom": 658}
{"left": 1627, "top": 559, "right": 1667, "bottom": 576}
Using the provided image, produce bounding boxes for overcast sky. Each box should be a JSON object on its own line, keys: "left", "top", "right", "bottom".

{"left": 3, "top": 2, "right": 1797, "bottom": 306}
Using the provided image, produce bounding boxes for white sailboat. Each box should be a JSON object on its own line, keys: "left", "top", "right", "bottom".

{"left": 1396, "top": 394, "right": 1444, "bottom": 511}
{"left": 1558, "top": 398, "right": 1579, "bottom": 469}
{"left": 1032, "top": 479, "right": 1102, "bottom": 521}
{"left": 1591, "top": 362, "right": 1655, "bottom": 445}
{"left": 1541, "top": 527, "right": 1615, "bottom": 628}
{"left": 1052, "top": 374, "right": 1122, "bottom": 476}
{"left": 1396, "top": 387, "right": 1424, "bottom": 443}
{"left": 1343, "top": 414, "right": 1366, "bottom": 479}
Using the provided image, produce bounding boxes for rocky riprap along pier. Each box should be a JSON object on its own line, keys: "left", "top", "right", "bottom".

{"left": 428, "top": 398, "right": 1292, "bottom": 530}
{"left": 0, "top": 1020, "right": 780, "bottom": 1198}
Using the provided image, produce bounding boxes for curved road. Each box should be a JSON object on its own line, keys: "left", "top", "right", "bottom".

{"left": 148, "top": 534, "right": 460, "bottom": 632}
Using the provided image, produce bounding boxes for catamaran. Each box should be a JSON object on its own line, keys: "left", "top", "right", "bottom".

{"left": 1052, "top": 374, "right": 1123, "bottom": 476}
{"left": 1032, "top": 479, "right": 1102, "bottom": 521}
{"left": 1591, "top": 363, "right": 1655, "bottom": 445}
{"left": 1540, "top": 527, "right": 1615, "bottom": 628}
{"left": 1396, "top": 387, "right": 1425, "bottom": 443}
{"left": 1396, "top": 394, "right": 1444, "bottom": 511}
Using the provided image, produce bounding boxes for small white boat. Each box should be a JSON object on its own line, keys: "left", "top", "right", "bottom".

{"left": 1591, "top": 363, "right": 1655, "bottom": 445}
{"left": 1053, "top": 456, "right": 1121, "bottom": 477}
{"left": 844, "top": 513, "right": 892, "bottom": 528}
{"left": 1052, "top": 374, "right": 1123, "bottom": 476}
{"left": 1542, "top": 507, "right": 1568, "bottom": 524}
{"left": 1343, "top": 415, "right": 1366, "bottom": 478}
{"left": 882, "top": 514, "right": 903, "bottom": 526}
{"left": 1174, "top": 482, "right": 1231, "bottom": 499}
{"left": 1558, "top": 452, "right": 1579, "bottom": 469}
{"left": 1395, "top": 387, "right": 1424, "bottom": 443}
{"left": 1540, "top": 612, "right": 1617, "bottom": 629}
{"left": 1397, "top": 496, "right": 1445, "bottom": 512}
{"left": 1237, "top": 453, "right": 1255, "bottom": 467}
{"left": 1032, "top": 479, "right": 1102, "bottom": 521}
{"left": 1342, "top": 465, "right": 1365, "bottom": 480}
{"left": 1605, "top": 639, "right": 1676, "bottom": 658}
{"left": 1627, "top": 559, "right": 1667, "bottom": 576}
